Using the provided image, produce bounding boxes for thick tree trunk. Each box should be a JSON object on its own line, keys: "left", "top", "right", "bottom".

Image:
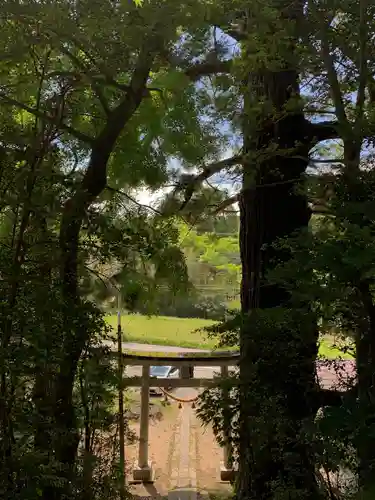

{"left": 236, "top": 61, "right": 321, "bottom": 498}
{"left": 356, "top": 280, "right": 375, "bottom": 488}
{"left": 344, "top": 169, "right": 375, "bottom": 489}
{"left": 340, "top": 161, "right": 375, "bottom": 489}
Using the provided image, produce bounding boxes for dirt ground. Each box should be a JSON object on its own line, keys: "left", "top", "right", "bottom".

{"left": 193, "top": 414, "right": 232, "bottom": 499}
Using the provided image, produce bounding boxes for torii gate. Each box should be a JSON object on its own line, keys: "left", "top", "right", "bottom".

{"left": 121, "top": 351, "right": 239, "bottom": 483}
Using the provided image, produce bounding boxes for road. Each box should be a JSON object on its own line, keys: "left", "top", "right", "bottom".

{"left": 121, "top": 342, "right": 210, "bottom": 353}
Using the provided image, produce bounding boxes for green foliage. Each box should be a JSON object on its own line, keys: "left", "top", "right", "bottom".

{"left": 267, "top": 170, "right": 375, "bottom": 344}
{"left": 0, "top": 1, "right": 229, "bottom": 497}
{"left": 178, "top": 220, "right": 240, "bottom": 308}
{"left": 74, "top": 336, "right": 123, "bottom": 500}
{"left": 81, "top": 198, "right": 190, "bottom": 314}
{"left": 106, "top": 215, "right": 242, "bottom": 319}
{"left": 1, "top": 0, "right": 375, "bottom": 498}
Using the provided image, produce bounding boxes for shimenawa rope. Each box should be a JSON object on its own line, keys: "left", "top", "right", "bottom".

{"left": 159, "top": 387, "right": 199, "bottom": 408}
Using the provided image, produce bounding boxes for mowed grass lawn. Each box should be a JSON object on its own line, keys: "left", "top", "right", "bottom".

{"left": 106, "top": 314, "right": 217, "bottom": 349}
{"left": 105, "top": 314, "right": 353, "bottom": 358}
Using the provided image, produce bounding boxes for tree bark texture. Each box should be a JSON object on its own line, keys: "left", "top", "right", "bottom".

{"left": 335, "top": 160, "right": 375, "bottom": 489}
{"left": 342, "top": 170, "right": 375, "bottom": 489}
{"left": 356, "top": 279, "right": 375, "bottom": 489}
{"left": 236, "top": 3, "right": 322, "bottom": 497}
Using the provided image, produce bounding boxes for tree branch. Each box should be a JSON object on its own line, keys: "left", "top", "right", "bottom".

{"left": 195, "top": 155, "right": 242, "bottom": 183}
{"left": 311, "top": 206, "right": 333, "bottom": 216}
{"left": 319, "top": 23, "right": 348, "bottom": 126}
{"left": 185, "top": 59, "right": 233, "bottom": 81}
{"left": 0, "top": 92, "right": 94, "bottom": 145}
{"left": 178, "top": 155, "right": 242, "bottom": 210}
{"left": 60, "top": 36, "right": 159, "bottom": 300}
{"left": 105, "top": 185, "right": 162, "bottom": 215}
{"left": 355, "top": 0, "right": 369, "bottom": 132}
{"left": 214, "top": 23, "right": 247, "bottom": 42}
{"left": 214, "top": 171, "right": 341, "bottom": 215}
{"left": 59, "top": 46, "right": 111, "bottom": 116}
{"left": 306, "top": 120, "right": 340, "bottom": 144}
{"left": 81, "top": 41, "right": 158, "bottom": 198}
{"left": 212, "top": 193, "right": 240, "bottom": 214}
{"left": 159, "top": 45, "right": 234, "bottom": 81}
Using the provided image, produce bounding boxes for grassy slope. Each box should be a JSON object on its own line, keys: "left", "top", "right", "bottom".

{"left": 105, "top": 314, "right": 353, "bottom": 359}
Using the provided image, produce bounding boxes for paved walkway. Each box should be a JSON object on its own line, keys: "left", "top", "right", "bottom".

{"left": 168, "top": 402, "right": 197, "bottom": 500}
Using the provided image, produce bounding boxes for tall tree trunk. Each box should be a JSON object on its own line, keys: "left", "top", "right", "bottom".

{"left": 335, "top": 148, "right": 375, "bottom": 489}
{"left": 341, "top": 167, "right": 375, "bottom": 489}
{"left": 356, "top": 280, "right": 375, "bottom": 489}
{"left": 37, "top": 44, "right": 157, "bottom": 500}
{"left": 236, "top": 5, "right": 322, "bottom": 494}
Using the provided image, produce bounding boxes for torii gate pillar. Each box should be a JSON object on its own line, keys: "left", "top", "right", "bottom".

{"left": 133, "top": 364, "right": 154, "bottom": 482}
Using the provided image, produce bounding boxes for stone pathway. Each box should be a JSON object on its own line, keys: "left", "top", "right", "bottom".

{"left": 168, "top": 404, "right": 197, "bottom": 500}
{"left": 167, "top": 401, "right": 231, "bottom": 500}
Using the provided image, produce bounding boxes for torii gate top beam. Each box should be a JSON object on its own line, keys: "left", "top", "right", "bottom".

{"left": 113, "top": 351, "right": 240, "bottom": 367}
